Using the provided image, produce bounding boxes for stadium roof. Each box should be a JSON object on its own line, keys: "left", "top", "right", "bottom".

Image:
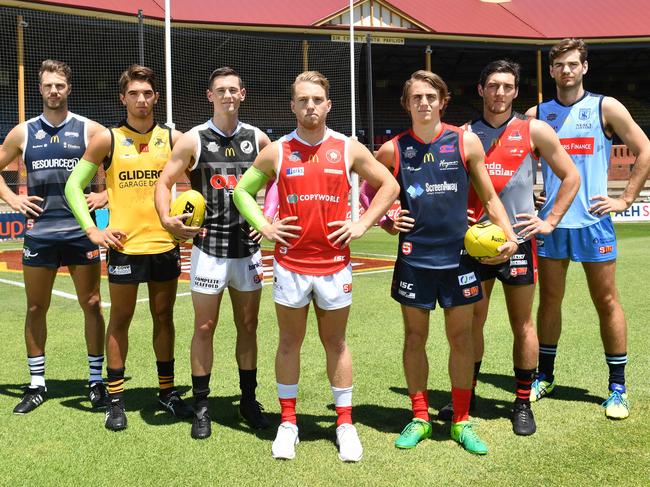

{"left": 22, "top": 0, "right": 650, "bottom": 41}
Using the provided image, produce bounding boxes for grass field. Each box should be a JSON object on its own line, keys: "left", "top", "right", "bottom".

{"left": 0, "top": 224, "right": 648, "bottom": 486}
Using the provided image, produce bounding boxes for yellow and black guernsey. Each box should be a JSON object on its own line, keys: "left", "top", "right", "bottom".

{"left": 105, "top": 121, "right": 174, "bottom": 255}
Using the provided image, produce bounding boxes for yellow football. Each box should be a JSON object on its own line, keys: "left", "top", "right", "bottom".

{"left": 464, "top": 221, "right": 507, "bottom": 259}
{"left": 169, "top": 190, "right": 206, "bottom": 238}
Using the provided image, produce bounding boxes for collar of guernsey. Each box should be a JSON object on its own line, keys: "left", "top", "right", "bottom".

{"left": 106, "top": 122, "right": 176, "bottom": 255}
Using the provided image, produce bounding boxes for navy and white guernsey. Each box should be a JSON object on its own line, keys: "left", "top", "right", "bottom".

{"left": 188, "top": 120, "right": 261, "bottom": 258}
{"left": 23, "top": 112, "right": 91, "bottom": 240}
{"left": 393, "top": 124, "right": 469, "bottom": 269}
{"left": 537, "top": 92, "right": 612, "bottom": 228}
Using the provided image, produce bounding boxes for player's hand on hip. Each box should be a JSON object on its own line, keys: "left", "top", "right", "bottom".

{"left": 162, "top": 213, "right": 201, "bottom": 241}
{"left": 480, "top": 240, "right": 518, "bottom": 266}
{"left": 393, "top": 209, "right": 415, "bottom": 233}
{"left": 589, "top": 195, "right": 627, "bottom": 216}
{"left": 260, "top": 216, "right": 301, "bottom": 247}
{"left": 10, "top": 194, "right": 43, "bottom": 218}
{"left": 249, "top": 228, "right": 263, "bottom": 244}
{"left": 534, "top": 190, "right": 546, "bottom": 210}
{"left": 466, "top": 208, "right": 477, "bottom": 225}
{"left": 514, "top": 212, "right": 555, "bottom": 237}
{"left": 85, "top": 192, "right": 108, "bottom": 211}
{"left": 86, "top": 227, "right": 127, "bottom": 250}
{"left": 327, "top": 220, "right": 366, "bottom": 249}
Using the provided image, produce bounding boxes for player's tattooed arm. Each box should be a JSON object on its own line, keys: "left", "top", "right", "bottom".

{"left": 589, "top": 96, "right": 650, "bottom": 215}
{"left": 0, "top": 124, "right": 44, "bottom": 217}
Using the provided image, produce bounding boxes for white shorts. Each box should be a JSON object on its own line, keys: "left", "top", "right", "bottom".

{"left": 190, "top": 246, "right": 263, "bottom": 294}
{"left": 272, "top": 261, "right": 352, "bottom": 310}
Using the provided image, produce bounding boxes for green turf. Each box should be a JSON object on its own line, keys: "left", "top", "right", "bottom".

{"left": 0, "top": 224, "right": 648, "bottom": 486}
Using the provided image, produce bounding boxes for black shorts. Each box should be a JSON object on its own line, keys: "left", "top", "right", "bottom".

{"left": 107, "top": 247, "right": 181, "bottom": 284}
{"left": 22, "top": 235, "right": 100, "bottom": 268}
{"left": 466, "top": 239, "right": 537, "bottom": 286}
{"left": 391, "top": 258, "right": 483, "bottom": 310}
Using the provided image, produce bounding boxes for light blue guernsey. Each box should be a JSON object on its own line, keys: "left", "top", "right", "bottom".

{"left": 537, "top": 92, "right": 612, "bottom": 228}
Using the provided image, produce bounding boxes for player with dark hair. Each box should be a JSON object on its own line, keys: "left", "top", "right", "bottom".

{"left": 66, "top": 64, "right": 192, "bottom": 431}
{"left": 0, "top": 59, "right": 108, "bottom": 414}
{"left": 375, "top": 70, "right": 518, "bottom": 454}
{"left": 436, "top": 59, "right": 579, "bottom": 435}
{"left": 155, "top": 66, "right": 272, "bottom": 439}
{"left": 234, "top": 71, "right": 399, "bottom": 461}
{"left": 526, "top": 38, "right": 650, "bottom": 419}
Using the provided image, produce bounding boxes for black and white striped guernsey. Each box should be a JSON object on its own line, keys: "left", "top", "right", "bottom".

{"left": 189, "top": 120, "right": 261, "bottom": 258}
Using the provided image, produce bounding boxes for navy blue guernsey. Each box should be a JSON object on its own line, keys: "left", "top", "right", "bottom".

{"left": 23, "top": 113, "right": 92, "bottom": 240}
{"left": 393, "top": 125, "right": 469, "bottom": 269}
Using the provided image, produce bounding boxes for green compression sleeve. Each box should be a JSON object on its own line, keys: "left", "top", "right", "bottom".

{"left": 65, "top": 159, "right": 99, "bottom": 231}
{"left": 233, "top": 166, "right": 270, "bottom": 232}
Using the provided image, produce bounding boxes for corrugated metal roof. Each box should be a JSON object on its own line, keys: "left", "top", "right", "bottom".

{"left": 25, "top": 0, "right": 650, "bottom": 39}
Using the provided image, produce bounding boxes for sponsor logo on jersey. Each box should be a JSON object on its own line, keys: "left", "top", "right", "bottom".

{"left": 599, "top": 245, "right": 614, "bottom": 254}
{"left": 86, "top": 249, "right": 100, "bottom": 260}
{"left": 295, "top": 193, "right": 340, "bottom": 203}
{"left": 560, "top": 137, "right": 595, "bottom": 155}
{"left": 117, "top": 169, "right": 162, "bottom": 188}
{"left": 463, "top": 285, "right": 480, "bottom": 298}
{"left": 31, "top": 157, "right": 79, "bottom": 171}
{"left": 575, "top": 123, "right": 592, "bottom": 130}
{"left": 122, "top": 137, "right": 133, "bottom": 146}
{"left": 210, "top": 174, "right": 239, "bottom": 190}
{"left": 35, "top": 129, "right": 47, "bottom": 140}
{"left": 139, "top": 143, "right": 149, "bottom": 153}
{"left": 579, "top": 108, "right": 591, "bottom": 120}
{"left": 308, "top": 154, "right": 319, "bottom": 163}
{"left": 23, "top": 247, "right": 39, "bottom": 259}
{"left": 279, "top": 246, "right": 288, "bottom": 254}
{"left": 458, "top": 272, "right": 477, "bottom": 285}
{"left": 439, "top": 159, "right": 459, "bottom": 170}
{"left": 510, "top": 267, "right": 528, "bottom": 277}
{"left": 546, "top": 113, "right": 557, "bottom": 121}
{"left": 399, "top": 281, "right": 413, "bottom": 290}
{"left": 507, "top": 130, "right": 522, "bottom": 141}
{"left": 253, "top": 274, "right": 263, "bottom": 284}
{"left": 485, "top": 161, "right": 515, "bottom": 176}
{"left": 423, "top": 152, "right": 435, "bottom": 163}
{"left": 406, "top": 184, "right": 424, "bottom": 199}
{"left": 240, "top": 140, "right": 254, "bottom": 154}
{"left": 286, "top": 167, "right": 304, "bottom": 177}
{"left": 324, "top": 168, "right": 343, "bottom": 175}
{"left": 63, "top": 142, "right": 81, "bottom": 150}
{"left": 334, "top": 255, "right": 346, "bottom": 262}
{"left": 592, "top": 236, "right": 615, "bottom": 244}
{"left": 401, "top": 242, "right": 412, "bottom": 255}
{"left": 154, "top": 137, "right": 165, "bottom": 147}
{"left": 404, "top": 165, "right": 421, "bottom": 172}
{"left": 286, "top": 194, "right": 298, "bottom": 203}
{"left": 403, "top": 146, "right": 417, "bottom": 159}
{"left": 440, "top": 144, "right": 455, "bottom": 154}
{"left": 425, "top": 181, "right": 458, "bottom": 195}
{"left": 326, "top": 149, "right": 342, "bottom": 163}
{"left": 509, "top": 147, "right": 526, "bottom": 155}
{"left": 207, "top": 141, "right": 220, "bottom": 152}
{"left": 511, "top": 259, "right": 528, "bottom": 265}
{"left": 108, "top": 265, "right": 132, "bottom": 275}
{"left": 64, "top": 131, "right": 79, "bottom": 138}
{"left": 225, "top": 147, "right": 236, "bottom": 157}
{"left": 288, "top": 151, "right": 302, "bottom": 162}
{"left": 248, "top": 262, "right": 263, "bottom": 270}
{"left": 398, "top": 288, "right": 415, "bottom": 299}
{"left": 50, "top": 135, "right": 60, "bottom": 144}
{"left": 343, "top": 283, "right": 352, "bottom": 293}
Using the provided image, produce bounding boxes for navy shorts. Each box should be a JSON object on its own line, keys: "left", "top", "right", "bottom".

{"left": 107, "top": 247, "right": 181, "bottom": 284}
{"left": 22, "top": 235, "right": 100, "bottom": 268}
{"left": 391, "top": 258, "right": 483, "bottom": 310}
{"left": 536, "top": 217, "right": 617, "bottom": 262}
{"left": 468, "top": 239, "right": 537, "bottom": 286}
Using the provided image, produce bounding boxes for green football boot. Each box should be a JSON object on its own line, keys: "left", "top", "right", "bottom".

{"left": 530, "top": 373, "right": 556, "bottom": 402}
{"left": 394, "top": 418, "right": 432, "bottom": 449}
{"left": 603, "top": 383, "right": 629, "bottom": 420}
{"left": 450, "top": 421, "right": 488, "bottom": 455}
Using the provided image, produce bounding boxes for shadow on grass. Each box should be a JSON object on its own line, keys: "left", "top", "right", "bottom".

{"left": 0, "top": 379, "right": 104, "bottom": 412}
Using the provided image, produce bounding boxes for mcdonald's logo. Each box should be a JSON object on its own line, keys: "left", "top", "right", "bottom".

{"left": 423, "top": 152, "right": 434, "bottom": 163}
{"left": 50, "top": 135, "right": 60, "bottom": 144}
{"left": 225, "top": 147, "right": 235, "bottom": 157}
{"left": 308, "top": 154, "right": 319, "bottom": 163}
